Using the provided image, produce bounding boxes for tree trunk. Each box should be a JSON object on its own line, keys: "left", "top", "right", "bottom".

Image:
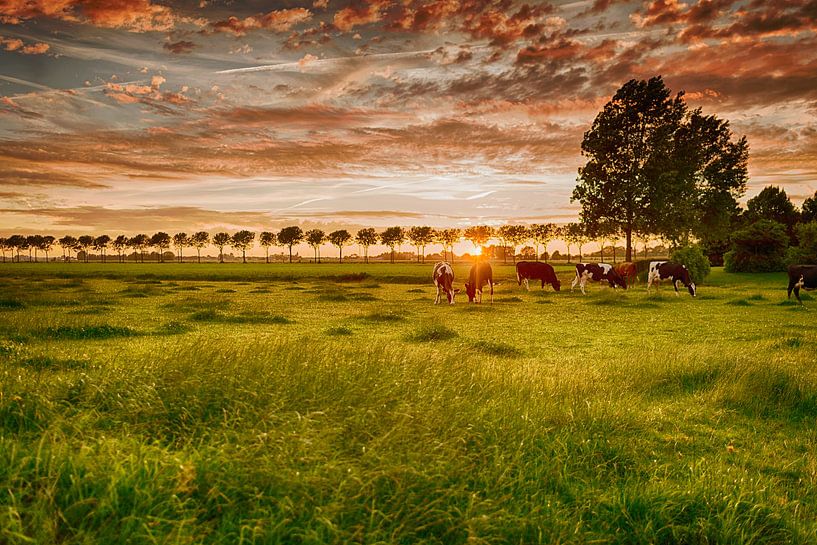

{"left": 289, "top": 246, "right": 293, "bottom": 263}
{"left": 197, "top": 249, "right": 201, "bottom": 263}
{"left": 625, "top": 227, "right": 633, "bottom": 262}
{"left": 339, "top": 247, "right": 343, "bottom": 264}
{"left": 242, "top": 249, "right": 246, "bottom": 264}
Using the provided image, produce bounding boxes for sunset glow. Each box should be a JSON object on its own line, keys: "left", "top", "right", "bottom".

{"left": 1, "top": 0, "right": 816, "bottom": 239}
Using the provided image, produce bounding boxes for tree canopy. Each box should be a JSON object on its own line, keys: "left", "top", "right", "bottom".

{"left": 572, "top": 76, "right": 748, "bottom": 261}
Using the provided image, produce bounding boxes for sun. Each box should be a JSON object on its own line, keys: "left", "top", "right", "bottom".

{"left": 473, "top": 245, "right": 482, "bottom": 256}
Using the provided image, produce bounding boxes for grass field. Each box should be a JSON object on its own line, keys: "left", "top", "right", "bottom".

{"left": 1, "top": 262, "right": 816, "bottom": 544}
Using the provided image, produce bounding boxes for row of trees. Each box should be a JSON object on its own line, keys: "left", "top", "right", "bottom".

{"left": 0, "top": 223, "right": 648, "bottom": 264}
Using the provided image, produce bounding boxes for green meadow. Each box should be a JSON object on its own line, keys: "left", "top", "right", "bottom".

{"left": 1, "top": 263, "right": 816, "bottom": 544}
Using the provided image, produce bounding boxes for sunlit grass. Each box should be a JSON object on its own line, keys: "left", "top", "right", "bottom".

{"left": 0, "top": 263, "right": 816, "bottom": 543}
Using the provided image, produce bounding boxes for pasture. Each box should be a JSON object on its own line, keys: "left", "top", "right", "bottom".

{"left": 1, "top": 262, "right": 816, "bottom": 544}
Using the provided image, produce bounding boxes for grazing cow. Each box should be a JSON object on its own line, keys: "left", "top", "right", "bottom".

{"left": 571, "top": 263, "right": 627, "bottom": 295}
{"left": 787, "top": 264, "right": 817, "bottom": 304}
{"left": 647, "top": 261, "right": 696, "bottom": 297}
{"left": 614, "top": 262, "right": 638, "bottom": 284}
{"left": 465, "top": 262, "right": 495, "bottom": 303}
{"left": 516, "top": 261, "right": 561, "bottom": 291}
{"left": 432, "top": 261, "right": 459, "bottom": 304}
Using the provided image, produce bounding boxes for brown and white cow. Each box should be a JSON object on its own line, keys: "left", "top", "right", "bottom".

{"left": 432, "top": 261, "right": 459, "bottom": 304}
{"left": 571, "top": 263, "right": 627, "bottom": 295}
{"left": 614, "top": 262, "right": 638, "bottom": 284}
{"left": 516, "top": 261, "right": 561, "bottom": 291}
{"left": 787, "top": 264, "right": 817, "bottom": 304}
{"left": 647, "top": 261, "right": 696, "bottom": 297}
{"left": 465, "top": 262, "right": 494, "bottom": 304}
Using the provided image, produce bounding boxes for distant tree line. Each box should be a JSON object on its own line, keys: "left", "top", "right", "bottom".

{"left": 0, "top": 224, "right": 609, "bottom": 264}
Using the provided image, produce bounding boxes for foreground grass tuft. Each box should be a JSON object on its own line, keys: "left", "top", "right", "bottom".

{"left": 40, "top": 325, "right": 139, "bottom": 340}
{"left": 407, "top": 323, "right": 458, "bottom": 342}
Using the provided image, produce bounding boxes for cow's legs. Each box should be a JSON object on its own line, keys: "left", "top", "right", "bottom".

{"left": 580, "top": 274, "right": 587, "bottom": 295}
{"left": 524, "top": 278, "right": 530, "bottom": 291}
{"left": 647, "top": 273, "right": 655, "bottom": 293}
{"left": 434, "top": 284, "right": 441, "bottom": 304}
{"left": 489, "top": 281, "right": 493, "bottom": 304}
{"left": 674, "top": 279, "right": 681, "bottom": 297}
{"left": 571, "top": 273, "right": 580, "bottom": 292}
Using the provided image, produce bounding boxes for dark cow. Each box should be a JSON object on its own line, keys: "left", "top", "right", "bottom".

{"left": 787, "top": 264, "right": 817, "bottom": 304}
{"left": 570, "top": 263, "right": 627, "bottom": 295}
{"left": 647, "top": 261, "right": 696, "bottom": 297}
{"left": 465, "top": 262, "right": 494, "bottom": 304}
{"left": 571, "top": 263, "right": 627, "bottom": 295}
{"left": 432, "top": 261, "right": 459, "bottom": 304}
{"left": 516, "top": 261, "right": 561, "bottom": 291}
{"left": 614, "top": 262, "right": 638, "bottom": 284}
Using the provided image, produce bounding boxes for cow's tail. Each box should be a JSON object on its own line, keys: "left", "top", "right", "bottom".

{"left": 516, "top": 269, "right": 521, "bottom": 285}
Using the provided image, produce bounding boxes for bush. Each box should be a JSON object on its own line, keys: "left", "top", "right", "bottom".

{"left": 670, "top": 245, "right": 711, "bottom": 283}
{"left": 785, "top": 221, "right": 817, "bottom": 266}
{"left": 724, "top": 220, "right": 788, "bottom": 273}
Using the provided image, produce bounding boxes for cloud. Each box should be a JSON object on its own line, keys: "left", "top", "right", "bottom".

{"left": 0, "top": 0, "right": 178, "bottom": 32}
{"left": 163, "top": 40, "right": 196, "bottom": 54}
{"left": 209, "top": 8, "right": 312, "bottom": 36}
{"left": 333, "top": 1, "right": 389, "bottom": 31}
{"left": 0, "top": 35, "right": 49, "bottom": 54}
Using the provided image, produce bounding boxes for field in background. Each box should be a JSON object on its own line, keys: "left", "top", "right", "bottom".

{"left": 1, "top": 263, "right": 816, "bottom": 544}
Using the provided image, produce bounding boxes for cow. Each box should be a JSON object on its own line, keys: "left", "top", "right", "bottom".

{"left": 787, "top": 264, "right": 817, "bottom": 304}
{"left": 571, "top": 263, "right": 627, "bottom": 295}
{"left": 432, "top": 261, "right": 459, "bottom": 304}
{"left": 465, "top": 262, "right": 495, "bottom": 304}
{"left": 647, "top": 261, "right": 696, "bottom": 297}
{"left": 516, "top": 261, "right": 561, "bottom": 291}
{"left": 614, "top": 262, "right": 638, "bottom": 284}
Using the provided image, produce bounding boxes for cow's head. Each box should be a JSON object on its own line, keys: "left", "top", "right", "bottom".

{"left": 611, "top": 272, "right": 627, "bottom": 290}
{"left": 464, "top": 282, "right": 477, "bottom": 302}
{"left": 552, "top": 278, "right": 562, "bottom": 292}
{"left": 688, "top": 282, "right": 696, "bottom": 297}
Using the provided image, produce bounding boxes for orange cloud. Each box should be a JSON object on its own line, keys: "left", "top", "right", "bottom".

{"left": 333, "top": 0, "right": 390, "bottom": 31}
{"left": 0, "top": 35, "right": 49, "bottom": 54}
{"left": 209, "top": 8, "right": 312, "bottom": 36}
{"left": 0, "top": 0, "right": 177, "bottom": 31}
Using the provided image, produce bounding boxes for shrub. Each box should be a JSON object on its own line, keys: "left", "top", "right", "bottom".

{"left": 784, "top": 221, "right": 817, "bottom": 266}
{"left": 724, "top": 220, "right": 788, "bottom": 273}
{"left": 670, "top": 245, "right": 711, "bottom": 283}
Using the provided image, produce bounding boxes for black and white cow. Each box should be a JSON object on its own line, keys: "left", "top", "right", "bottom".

{"left": 787, "top": 264, "right": 817, "bottom": 304}
{"left": 465, "top": 262, "right": 494, "bottom": 304}
{"left": 571, "top": 263, "right": 627, "bottom": 295}
{"left": 647, "top": 261, "right": 696, "bottom": 297}
{"left": 432, "top": 261, "right": 459, "bottom": 304}
{"left": 516, "top": 261, "right": 561, "bottom": 291}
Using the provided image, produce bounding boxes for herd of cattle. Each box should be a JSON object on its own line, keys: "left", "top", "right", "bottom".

{"left": 432, "top": 260, "right": 817, "bottom": 305}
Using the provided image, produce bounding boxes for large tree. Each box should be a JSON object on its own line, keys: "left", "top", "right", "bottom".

{"left": 436, "top": 228, "right": 460, "bottom": 262}
{"left": 528, "top": 224, "right": 555, "bottom": 261}
{"left": 802, "top": 191, "right": 817, "bottom": 224}
{"left": 93, "top": 235, "right": 111, "bottom": 263}
{"left": 277, "top": 226, "right": 304, "bottom": 263}
{"left": 231, "top": 230, "right": 255, "bottom": 264}
{"left": 380, "top": 227, "right": 405, "bottom": 264}
{"left": 150, "top": 232, "right": 171, "bottom": 262}
{"left": 305, "top": 229, "right": 326, "bottom": 263}
{"left": 355, "top": 228, "right": 378, "bottom": 264}
{"left": 58, "top": 235, "right": 78, "bottom": 262}
{"left": 746, "top": 186, "right": 799, "bottom": 243}
{"left": 212, "top": 232, "right": 230, "bottom": 263}
{"left": 572, "top": 76, "right": 747, "bottom": 261}
{"left": 173, "top": 233, "right": 189, "bottom": 263}
{"left": 328, "top": 230, "right": 353, "bottom": 263}
{"left": 407, "top": 226, "right": 435, "bottom": 263}
{"left": 130, "top": 234, "right": 149, "bottom": 263}
{"left": 77, "top": 235, "right": 94, "bottom": 263}
{"left": 190, "top": 231, "right": 210, "bottom": 263}
{"left": 259, "top": 231, "right": 276, "bottom": 263}
{"left": 462, "top": 226, "right": 493, "bottom": 256}
{"left": 112, "top": 235, "right": 128, "bottom": 263}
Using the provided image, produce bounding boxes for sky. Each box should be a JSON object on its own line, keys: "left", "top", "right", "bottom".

{"left": 1, "top": 0, "right": 816, "bottom": 241}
